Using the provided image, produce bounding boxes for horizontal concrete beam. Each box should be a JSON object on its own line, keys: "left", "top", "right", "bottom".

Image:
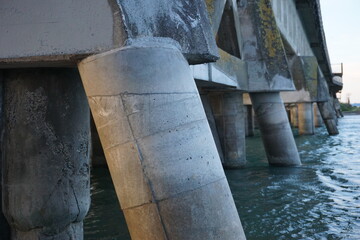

{"left": 0, "top": 0, "right": 218, "bottom": 67}
{"left": 191, "top": 49, "right": 247, "bottom": 90}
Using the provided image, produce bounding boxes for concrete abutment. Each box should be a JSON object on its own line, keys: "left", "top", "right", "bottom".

{"left": 78, "top": 41, "right": 246, "bottom": 240}
{"left": 2, "top": 69, "right": 91, "bottom": 240}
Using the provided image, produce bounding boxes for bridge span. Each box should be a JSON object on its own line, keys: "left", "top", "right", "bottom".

{"left": 0, "top": 0, "right": 342, "bottom": 239}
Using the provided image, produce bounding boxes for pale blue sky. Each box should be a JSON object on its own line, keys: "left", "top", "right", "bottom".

{"left": 320, "top": 0, "right": 360, "bottom": 103}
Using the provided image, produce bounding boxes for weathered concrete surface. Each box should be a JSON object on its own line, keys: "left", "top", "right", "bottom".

{"left": 290, "top": 105, "right": 299, "bottom": 128}
{"left": 333, "top": 97, "right": 343, "bottom": 118}
{"left": 0, "top": 0, "right": 218, "bottom": 67}
{"left": 0, "top": 72, "right": 10, "bottom": 240}
{"left": 2, "top": 69, "right": 91, "bottom": 240}
{"left": 200, "top": 93, "right": 225, "bottom": 164}
{"left": 192, "top": 49, "right": 248, "bottom": 90}
{"left": 298, "top": 102, "right": 314, "bottom": 135}
{"left": 250, "top": 92, "right": 301, "bottom": 166}
{"left": 209, "top": 92, "right": 246, "bottom": 168}
{"left": 244, "top": 105, "right": 254, "bottom": 137}
{"left": 272, "top": 0, "right": 313, "bottom": 57}
{"left": 238, "top": 0, "right": 295, "bottom": 92}
{"left": 78, "top": 42, "right": 246, "bottom": 240}
{"left": 313, "top": 103, "right": 323, "bottom": 127}
{"left": 317, "top": 102, "right": 339, "bottom": 135}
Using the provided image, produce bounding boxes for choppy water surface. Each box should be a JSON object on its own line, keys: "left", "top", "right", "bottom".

{"left": 85, "top": 115, "right": 360, "bottom": 240}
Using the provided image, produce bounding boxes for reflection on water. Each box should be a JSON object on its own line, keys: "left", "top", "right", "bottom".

{"left": 84, "top": 115, "right": 360, "bottom": 240}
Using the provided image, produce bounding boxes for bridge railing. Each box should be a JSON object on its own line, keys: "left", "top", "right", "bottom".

{"left": 332, "top": 63, "right": 343, "bottom": 78}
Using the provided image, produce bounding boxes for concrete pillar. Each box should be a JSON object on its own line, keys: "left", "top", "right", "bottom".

{"left": 313, "top": 103, "right": 323, "bottom": 127}
{"left": 290, "top": 105, "right": 298, "bottom": 128}
{"left": 297, "top": 102, "right": 315, "bottom": 135}
{"left": 250, "top": 92, "right": 301, "bottom": 166}
{"left": 317, "top": 101, "right": 339, "bottom": 135}
{"left": 200, "top": 93, "right": 225, "bottom": 164}
{"left": 208, "top": 92, "right": 246, "bottom": 168}
{"left": 78, "top": 40, "right": 246, "bottom": 240}
{"left": 91, "top": 116, "right": 107, "bottom": 167}
{"left": 0, "top": 72, "right": 10, "bottom": 240}
{"left": 2, "top": 69, "right": 91, "bottom": 240}
{"left": 244, "top": 105, "right": 254, "bottom": 137}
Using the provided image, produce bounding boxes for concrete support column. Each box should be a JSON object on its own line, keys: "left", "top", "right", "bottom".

{"left": 244, "top": 105, "right": 254, "bottom": 137}
{"left": 313, "top": 103, "right": 323, "bottom": 127}
{"left": 3, "top": 69, "right": 91, "bottom": 240}
{"left": 0, "top": 72, "right": 10, "bottom": 240}
{"left": 298, "top": 102, "right": 315, "bottom": 135}
{"left": 78, "top": 41, "right": 246, "bottom": 240}
{"left": 200, "top": 93, "right": 225, "bottom": 164}
{"left": 250, "top": 92, "right": 301, "bottom": 166}
{"left": 317, "top": 101, "right": 339, "bottom": 135}
{"left": 290, "top": 105, "right": 298, "bottom": 128}
{"left": 208, "top": 92, "right": 246, "bottom": 168}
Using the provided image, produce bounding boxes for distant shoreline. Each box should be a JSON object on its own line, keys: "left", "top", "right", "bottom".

{"left": 343, "top": 111, "right": 360, "bottom": 115}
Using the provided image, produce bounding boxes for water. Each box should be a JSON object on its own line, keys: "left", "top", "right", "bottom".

{"left": 84, "top": 115, "right": 360, "bottom": 240}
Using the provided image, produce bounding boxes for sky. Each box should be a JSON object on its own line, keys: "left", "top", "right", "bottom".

{"left": 320, "top": 0, "right": 360, "bottom": 103}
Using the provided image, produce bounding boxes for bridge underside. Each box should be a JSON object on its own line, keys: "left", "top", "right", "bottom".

{"left": 0, "top": 0, "right": 342, "bottom": 239}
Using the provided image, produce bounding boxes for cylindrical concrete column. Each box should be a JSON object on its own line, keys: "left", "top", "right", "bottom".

{"left": 298, "top": 102, "right": 315, "bottom": 135}
{"left": 317, "top": 101, "right": 339, "bottom": 135}
{"left": 208, "top": 92, "right": 246, "bottom": 168}
{"left": 250, "top": 92, "right": 301, "bottom": 166}
{"left": 245, "top": 105, "right": 254, "bottom": 137}
{"left": 200, "top": 93, "right": 225, "bottom": 164}
{"left": 0, "top": 72, "right": 10, "bottom": 240}
{"left": 290, "top": 105, "right": 298, "bottom": 128}
{"left": 313, "top": 103, "right": 323, "bottom": 127}
{"left": 78, "top": 40, "right": 246, "bottom": 240}
{"left": 3, "top": 69, "right": 91, "bottom": 240}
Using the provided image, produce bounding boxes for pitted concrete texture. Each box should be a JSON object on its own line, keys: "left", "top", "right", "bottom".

{"left": 78, "top": 42, "right": 246, "bottom": 240}
{"left": 250, "top": 92, "right": 301, "bottom": 166}
{"left": 317, "top": 102, "right": 339, "bottom": 135}
{"left": 2, "top": 69, "right": 91, "bottom": 240}
{"left": 0, "top": 0, "right": 217, "bottom": 66}
{"left": 209, "top": 92, "right": 246, "bottom": 168}
{"left": 298, "top": 102, "right": 315, "bottom": 135}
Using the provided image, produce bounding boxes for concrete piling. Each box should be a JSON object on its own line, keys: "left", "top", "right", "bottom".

{"left": 317, "top": 102, "right": 339, "bottom": 135}
{"left": 78, "top": 40, "right": 246, "bottom": 240}
{"left": 200, "top": 93, "right": 225, "bottom": 164}
{"left": 313, "top": 103, "right": 323, "bottom": 127}
{"left": 0, "top": 72, "right": 10, "bottom": 240}
{"left": 298, "top": 102, "right": 315, "bottom": 135}
{"left": 244, "top": 105, "right": 255, "bottom": 137}
{"left": 208, "top": 92, "right": 246, "bottom": 168}
{"left": 290, "top": 105, "right": 299, "bottom": 128}
{"left": 250, "top": 92, "right": 301, "bottom": 166}
{"left": 2, "top": 69, "right": 91, "bottom": 240}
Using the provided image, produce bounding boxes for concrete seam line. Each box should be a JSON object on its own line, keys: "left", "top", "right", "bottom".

{"left": 101, "top": 118, "right": 209, "bottom": 152}
{"left": 118, "top": 93, "right": 170, "bottom": 240}
{"left": 120, "top": 176, "right": 227, "bottom": 211}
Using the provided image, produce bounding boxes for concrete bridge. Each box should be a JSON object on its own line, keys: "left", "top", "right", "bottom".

{"left": 0, "top": 0, "right": 343, "bottom": 239}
